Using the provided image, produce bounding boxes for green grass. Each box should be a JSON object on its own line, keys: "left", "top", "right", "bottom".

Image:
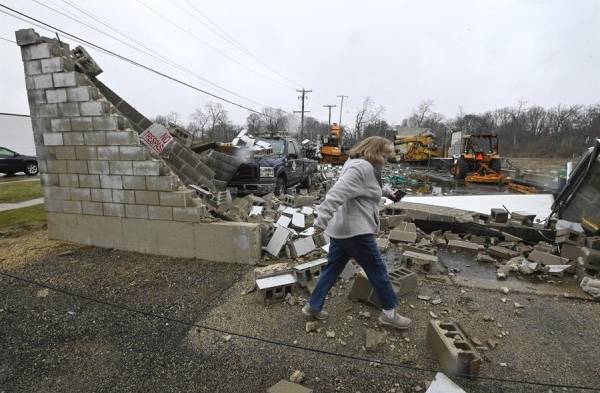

{"left": 0, "top": 181, "right": 43, "bottom": 203}
{"left": 0, "top": 204, "right": 46, "bottom": 230}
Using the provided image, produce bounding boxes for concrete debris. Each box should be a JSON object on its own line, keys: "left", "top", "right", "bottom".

{"left": 305, "top": 321, "right": 319, "bottom": 333}
{"left": 426, "top": 319, "right": 482, "bottom": 376}
{"left": 289, "top": 370, "right": 305, "bottom": 384}
{"left": 365, "top": 329, "right": 388, "bottom": 351}
{"left": 580, "top": 277, "right": 600, "bottom": 298}
{"left": 425, "top": 372, "right": 466, "bottom": 393}
{"left": 265, "top": 225, "right": 291, "bottom": 256}
{"left": 255, "top": 273, "right": 296, "bottom": 305}
{"left": 289, "top": 236, "right": 316, "bottom": 257}
{"left": 267, "top": 380, "right": 313, "bottom": 393}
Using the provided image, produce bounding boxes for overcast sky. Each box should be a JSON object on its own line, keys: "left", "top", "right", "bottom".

{"left": 1, "top": 0, "right": 599, "bottom": 150}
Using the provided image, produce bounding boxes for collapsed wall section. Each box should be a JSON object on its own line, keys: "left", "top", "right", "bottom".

{"left": 15, "top": 28, "right": 261, "bottom": 264}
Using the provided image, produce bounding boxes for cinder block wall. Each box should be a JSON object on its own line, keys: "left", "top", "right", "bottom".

{"left": 15, "top": 29, "right": 261, "bottom": 264}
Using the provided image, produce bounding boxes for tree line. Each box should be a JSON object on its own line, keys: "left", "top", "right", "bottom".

{"left": 156, "top": 99, "right": 600, "bottom": 157}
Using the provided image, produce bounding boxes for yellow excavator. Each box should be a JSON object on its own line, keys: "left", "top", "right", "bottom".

{"left": 320, "top": 123, "right": 348, "bottom": 165}
{"left": 393, "top": 131, "right": 440, "bottom": 162}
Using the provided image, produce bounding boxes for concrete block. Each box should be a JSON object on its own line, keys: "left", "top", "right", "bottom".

{"left": 293, "top": 258, "right": 327, "bottom": 287}
{"left": 33, "top": 74, "right": 54, "bottom": 89}
{"left": 97, "top": 146, "right": 120, "bottom": 160}
{"left": 51, "top": 118, "right": 71, "bottom": 132}
{"left": 402, "top": 250, "right": 438, "bottom": 272}
{"left": 40, "top": 173, "right": 59, "bottom": 186}
{"left": 387, "top": 214, "right": 409, "bottom": 229}
{"left": 148, "top": 206, "right": 173, "bottom": 220}
{"left": 119, "top": 146, "right": 145, "bottom": 160}
{"left": 25, "top": 76, "right": 35, "bottom": 90}
{"left": 66, "top": 160, "right": 88, "bottom": 174}
{"left": 348, "top": 268, "right": 417, "bottom": 309}
{"left": 83, "top": 132, "right": 107, "bottom": 146}
{"left": 70, "top": 187, "right": 91, "bottom": 201}
{"left": 82, "top": 201, "right": 103, "bottom": 215}
{"left": 79, "top": 174, "right": 100, "bottom": 188}
{"left": 38, "top": 104, "right": 59, "bottom": 118}
{"left": 15, "top": 29, "right": 40, "bottom": 46}
{"left": 109, "top": 160, "right": 133, "bottom": 175}
{"left": 586, "top": 236, "right": 600, "bottom": 251}
{"left": 58, "top": 173, "right": 79, "bottom": 187}
{"left": 91, "top": 188, "right": 112, "bottom": 202}
{"left": 79, "top": 101, "right": 110, "bottom": 116}
{"left": 45, "top": 199, "right": 62, "bottom": 212}
{"left": 289, "top": 236, "right": 316, "bottom": 257}
{"left": 265, "top": 224, "right": 291, "bottom": 257}
{"left": 46, "top": 89, "right": 67, "bottom": 104}
{"left": 75, "top": 146, "right": 97, "bottom": 160}
{"left": 112, "top": 189, "right": 135, "bottom": 204}
{"left": 192, "top": 221, "right": 262, "bottom": 263}
{"left": 132, "top": 161, "right": 161, "bottom": 176}
{"left": 125, "top": 204, "right": 148, "bottom": 219}
{"left": 92, "top": 116, "right": 121, "bottom": 131}
{"left": 173, "top": 206, "right": 205, "bottom": 221}
{"left": 426, "top": 319, "right": 482, "bottom": 376}
{"left": 54, "top": 146, "right": 76, "bottom": 160}
{"left": 135, "top": 190, "right": 159, "bottom": 205}
{"left": 46, "top": 160, "right": 67, "bottom": 173}
{"left": 528, "top": 249, "right": 569, "bottom": 266}
{"left": 106, "top": 131, "right": 138, "bottom": 145}
{"left": 53, "top": 71, "right": 85, "bottom": 88}
{"left": 145, "top": 175, "right": 176, "bottom": 191}
{"left": 41, "top": 57, "right": 71, "bottom": 73}
{"left": 21, "top": 43, "right": 62, "bottom": 60}
{"left": 31, "top": 117, "right": 51, "bottom": 134}
{"left": 67, "top": 86, "right": 97, "bottom": 102}
{"left": 159, "top": 190, "right": 194, "bottom": 207}
{"left": 87, "top": 160, "right": 110, "bottom": 174}
{"left": 487, "top": 245, "right": 520, "bottom": 260}
{"left": 24, "top": 60, "right": 42, "bottom": 75}
{"left": 62, "top": 200, "right": 82, "bottom": 214}
{"left": 560, "top": 243, "right": 582, "bottom": 261}
{"left": 122, "top": 175, "right": 147, "bottom": 190}
{"left": 57, "top": 102, "right": 80, "bottom": 117}
{"left": 447, "top": 240, "right": 483, "bottom": 254}
{"left": 389, "top": 229, "right": 418, "bottom": 243}
{"left": 99, "top": 175, "right": 123, "bottom": 189}
{"left": 45, "top": 186, "right": 70, "bottom": 200}
{"left": 103, "top": 203, "right": 125, "bottom": 217}
{"left": 27, "top": 89, "right": 46, "bottom": 105}
{"left": 70, "top": 117, "right": 94, "bottom": 131}
{"left": 580, "top": 247, "right": 600, "bottom": 270}
{"left": 62, "top": 132, "right": 85, "bottom": 145}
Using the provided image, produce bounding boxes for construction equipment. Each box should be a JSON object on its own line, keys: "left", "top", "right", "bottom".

{"left": 450, "top": 134, "right": 505, "bottom": 183}
{"left": 319, "top": 123, "right": 348, "bottom": 165}
{"left": 393, "top": 131, "right": 440, "bottom": 163}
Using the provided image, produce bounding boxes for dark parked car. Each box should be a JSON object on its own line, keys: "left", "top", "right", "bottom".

{"left": 0, "top": 146, "right": 38, "bottom": 176}
{"left": 228, "top": 137, "right": 318, "bottom": 195}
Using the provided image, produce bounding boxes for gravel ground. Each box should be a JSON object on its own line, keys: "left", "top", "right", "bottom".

{"left": 1, "top": 230, "right": 599, "bottom": 393}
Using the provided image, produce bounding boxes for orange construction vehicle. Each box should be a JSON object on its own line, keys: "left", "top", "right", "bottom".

{"left": 450, "top": 134, "right": 507, "bottom": 184}
{"left": 320, "top": 123, "right": 348, "bottom": 165}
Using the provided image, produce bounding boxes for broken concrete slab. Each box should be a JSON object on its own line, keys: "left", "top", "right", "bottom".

{"left": 365, "top": 329, "right": 388, "bottom": 351}
{"left": 425, "top": 372, "right": 466, "bottom": 393}
{"left": 265, "top": 224, "right": 291, "bottom": 257}
{"left": 487, "top": 245, "right": 520, "bottom": 260}
{"left": 447, "top": 240, "right": 483, "bottom": 254}
{"left": 402, "top": 250, "right": 438, "bottom": 272}
{"left": 528, "top": 249, "right": 569, "bottom": 266}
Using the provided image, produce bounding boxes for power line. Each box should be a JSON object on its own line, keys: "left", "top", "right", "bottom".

{"left": 1, "top": 269, "right": 598, "bottom": 392}
{"left": 0, "top": 3, "right": 272, "bottom": 117}
{"left": 175, "top": 0, "right": 303, "bottom": 88}
{"left": 294, "top": 88, "right": 312, "bottom": 141}
{"left": 31, "top": 0, "right": 267, "bottom": 109}
{"left": 0, "top": 36, "right": 16, "bottom": 44}
{"left": 134, "top": 0, "right": 297, "bottom": 90}
{"left": 337, "top": 95, "right": 348, "bottom": 126}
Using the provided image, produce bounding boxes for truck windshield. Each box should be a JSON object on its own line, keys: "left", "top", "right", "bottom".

{"left": 257, "top": 138, "right": 285, "bottom": 155}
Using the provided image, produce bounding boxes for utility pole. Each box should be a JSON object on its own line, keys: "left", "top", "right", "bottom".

{"left": 336, "top": 95, "right": 348, "bottom": 126}
{"left": 294, "top": 88, "right": 312, "bottom": 140}
{"left": 323, "top": 104, "right": 336, "bottom": 127}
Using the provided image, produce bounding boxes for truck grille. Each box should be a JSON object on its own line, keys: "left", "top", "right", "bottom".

{"left": 233, "top": 164, "right": 258, "bottom": 180}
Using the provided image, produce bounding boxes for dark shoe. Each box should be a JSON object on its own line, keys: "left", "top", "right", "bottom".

{"left": 378, "top": 311, "right": 411, "bottom": 329}
{"left": 302, "top": 304, "right": 329, "bottom": 320}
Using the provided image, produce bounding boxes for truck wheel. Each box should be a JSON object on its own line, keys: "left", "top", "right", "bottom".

{"left": 275, "top": 176, "right": 287, "bottom": 196}
{"left": 25, "top": 162, "right": 38, "bottom": 176}
{"left": 490, "top": 159, "right": 501, "bottom": 172}
{"left": 453, "top": 157, "right": 468, "bottom": 180}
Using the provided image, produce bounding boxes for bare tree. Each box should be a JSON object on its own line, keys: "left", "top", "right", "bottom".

{"left": 246, "top": 113, "right": 264, "bottom": 134}
{"left": 190, "top": 108, "right": 209, "bottom": 141}
{"left": 154, "top": 111, "right": 181, "bottom": 127}
{"left": 204, "top": 102, "right": 228, "bottom": 140}
{"left": 262, "top": 107, "right": 288, "bottom": 136}
{"left": 353, "top": 97, "right": 385, "bottom": 139}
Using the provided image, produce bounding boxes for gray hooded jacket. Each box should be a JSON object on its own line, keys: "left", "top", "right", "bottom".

{"left": 315, "top": 158, "right": 382, "bottom": 239}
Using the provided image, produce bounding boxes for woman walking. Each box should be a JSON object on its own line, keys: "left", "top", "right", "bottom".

{"left": 302, "top": 136, "right": 411, "bottom": 329}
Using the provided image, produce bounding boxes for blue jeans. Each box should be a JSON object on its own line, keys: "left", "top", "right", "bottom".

{"left": 309, "top": 234, "right": 398, "bottom": 311}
